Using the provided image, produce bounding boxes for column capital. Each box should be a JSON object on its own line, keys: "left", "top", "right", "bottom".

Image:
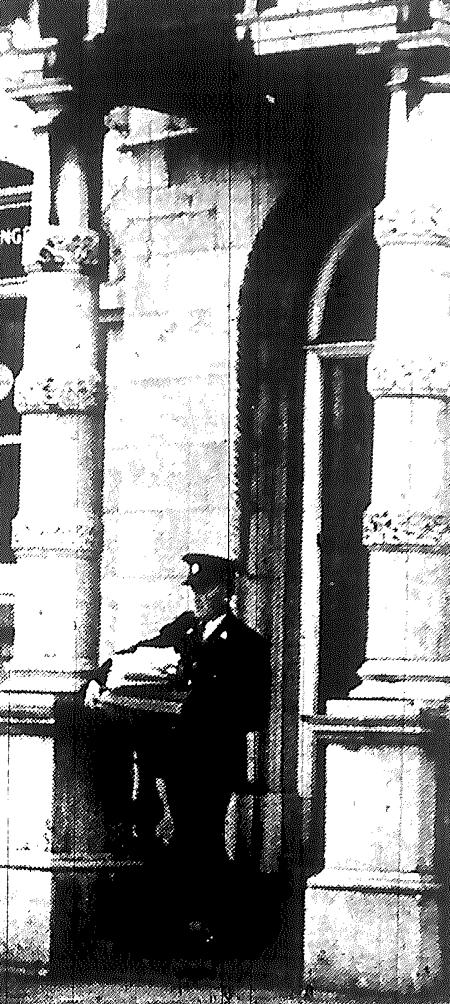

{"left": 14, "top": 368, "right": 103, "bottom": 414}
{"left": 363, "top": 507, "right": 450, "bottom": 551}
{"left": 118, "top": 109, "right": 197, "bottom": 151}
{"left": 22, "top": 226, "right": 100, "bottom": 273}
{"left": 374, "top": 201, "right": 450, "bottom": 248}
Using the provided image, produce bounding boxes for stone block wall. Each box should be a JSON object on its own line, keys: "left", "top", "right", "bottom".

{"left": 99, "top": 108, "right": 280, "bottom": 656}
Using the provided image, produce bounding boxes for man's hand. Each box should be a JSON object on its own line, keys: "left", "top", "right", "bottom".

{"left": 84, "top": 681, "right": 103, "bottom": 708}
{"left": 155, "top": 811, "right": 174, "bottom": 845}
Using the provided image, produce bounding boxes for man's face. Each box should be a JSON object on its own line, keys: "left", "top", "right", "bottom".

{"left": 193, "top": 583, "right": 228, "bottom": 623}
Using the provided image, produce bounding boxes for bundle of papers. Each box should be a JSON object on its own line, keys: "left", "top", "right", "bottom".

{"left": 105, "top": 646, "right": 179, "bottom": 689}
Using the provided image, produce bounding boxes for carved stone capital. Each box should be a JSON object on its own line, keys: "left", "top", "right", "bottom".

{"left": 363, "top": 508, "right": 450, "bottom": 550}
{"left": 368, "top": 354, "right": 450, "bottom": 398}
{"left": 22, "top": 227, "right": 100, "bottom": 273}
{"left": 374, "top": 202, "right": 450, "bottom": 248}
{"left": 14, "top": 369, "right": 103, "bottom": 414}
{"left": 0, "top": 8, "right": 59, "bottom": 95}
{"left": 12, "top": 515, "right": 103, "bottom": 556}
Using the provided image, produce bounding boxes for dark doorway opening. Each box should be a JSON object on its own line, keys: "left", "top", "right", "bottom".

{"left": 318, "top": 355, "right": 374, "bottom": 711}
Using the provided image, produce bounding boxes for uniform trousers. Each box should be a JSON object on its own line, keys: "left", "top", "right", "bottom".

{"left": 167, "top": 779, "right": 233, "bottom": 929}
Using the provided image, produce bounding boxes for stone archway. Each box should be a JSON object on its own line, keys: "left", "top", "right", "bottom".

{"left": 236, "top": 190, "right": 381, "bottom": 977}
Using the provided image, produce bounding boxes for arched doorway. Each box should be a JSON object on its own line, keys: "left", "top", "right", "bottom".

{"left": 237, "top": 189, "right": 380, "bottom": 976}
{"left": 310, "top": 212, "right": 378, "bottom": 711}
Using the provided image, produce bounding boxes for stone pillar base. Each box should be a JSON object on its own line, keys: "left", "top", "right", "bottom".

{"left": 0, "top": 868, "right": 52, "bottom": 977}
{"left": 0, "top": 682, "right": 148, "bottom": 978}
{"left": 303, "top": 697, "right": 449, "bottom": 997}
{"left": 304, "top": 870, "right": 441, "bottom": 995}
{"left": 49, "top": 861, "right": 146, "bottom": 978}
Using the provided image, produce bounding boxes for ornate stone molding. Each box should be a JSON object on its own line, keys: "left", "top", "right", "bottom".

{"left": 14, "top": 369, "right": 103, "bottom": 414}
{"left": 12, "top": 516, "right": 103, "bottom": 556}
{"left": 374, "top": 202, "right": 450, "bottom": 248}
{"left": 363, "top": 508, "right": 450, "bottom": 549}
{"left": 22, "top": 228, "right": 100, "bottom": 273}
{"left": 368, "top": 354, "right": 450, "bottom": 398}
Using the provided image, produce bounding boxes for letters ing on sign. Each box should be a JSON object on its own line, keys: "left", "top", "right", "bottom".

{"left": 0, "top": 207, "right": 30, "bottom": 280}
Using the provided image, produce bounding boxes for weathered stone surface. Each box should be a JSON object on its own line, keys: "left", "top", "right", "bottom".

{"left": 114, "top": 509, "right": 186, "bottom": 581}
{"left": 363, "top": 509, "right": 450, "bottom": 550}
{"left": 366, "top": 550, "right": 450, "bottom": 660}
{"left": 14, "top": 370, "right": 103, "bottom": 414}
{"left": 324, "top": 744, "right": 435, "bottom": 873}
{"left": 304, "top": 885, "right": 440, "bottom": 993}
{"left": 111, "top": 578, "right": 188, "bottom": 649}
{"left": 0, "top": 734, "right": 53, "bottom": 866}
{"left": 0, "top": 869, "right": 51, "bottom": 969}
{"left": 375, "top": 202, "right": 450, "bottom": 248}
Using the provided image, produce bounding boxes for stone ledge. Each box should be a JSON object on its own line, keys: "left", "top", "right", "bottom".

{"left": 0, "top": 855, "right": 146, "bottom": 871}
{"left": 360, "top": 658, "right": 450, "bottom": 679}
{"left": 306, "top": 715, "right": 425, "bottom": 737}
{"left": 307, "top": 868, "right": 439, "bottom": 893}
{"left": 12, "top": 516, "right": 103, "bottom": 555}
{"left": 0, "top": 983, "right": 306, "bottom": 1004}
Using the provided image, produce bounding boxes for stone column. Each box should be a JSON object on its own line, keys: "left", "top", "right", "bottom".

{"left": 9, "top": 94, "right": 105, "bottom": 690}
{"left": 0, "top": 83, "right": 109, "bottom": 975}
{"left": 303, "top": 63, "right": 450, "bottom": 996}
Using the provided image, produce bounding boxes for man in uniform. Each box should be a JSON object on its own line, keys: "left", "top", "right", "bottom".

{"left": 83, "top": 551, "right": 271, "bottom": 953}
{"left": 155, "top": 553, "right": 272, "bottom": 948}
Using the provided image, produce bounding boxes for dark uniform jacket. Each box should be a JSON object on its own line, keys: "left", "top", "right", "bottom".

{"left": 167, "top": 610, "right": 271, "bottom": 796}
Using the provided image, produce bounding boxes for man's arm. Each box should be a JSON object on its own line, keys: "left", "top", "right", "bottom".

{"left": 116, "top": 612, "right": 199, "bottom": 657}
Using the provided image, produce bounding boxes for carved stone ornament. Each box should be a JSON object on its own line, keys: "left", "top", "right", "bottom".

{"left": 374, "top": 202, "right": 450, "bottom": 248}
{"left": 12, "top": 515, "right": 103, "bottom": 556}
{"left": 363, "top": 508, "right": 450, "bottom": 549}
{"left": 14, "top": 369, "right": 103, "bottom": 414}
{"left": 0, "top": 3, "right": 58, "bottom": 92}
{"left": 368, "top": 354, "right": 450, "bottom": 399}
{"left": 22, "top": 228, "right": 100, "bottom": 273}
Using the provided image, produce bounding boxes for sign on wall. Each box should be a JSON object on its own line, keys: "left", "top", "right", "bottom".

{"left": 0, "top": 203, "right": 31, "bottom": 280}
